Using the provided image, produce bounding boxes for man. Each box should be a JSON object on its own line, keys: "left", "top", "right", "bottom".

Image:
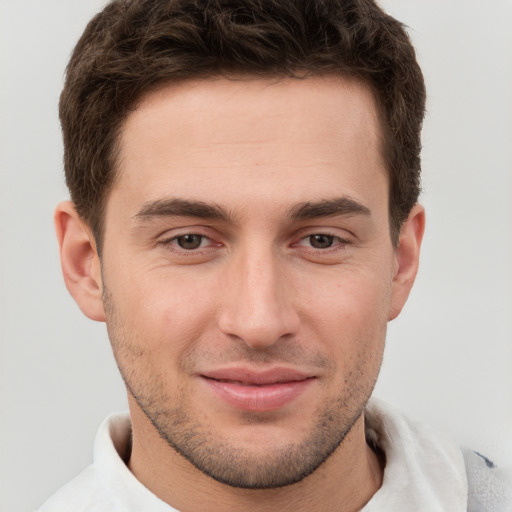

{"left": 38, "top": 0, "right": 510, "bottom": 510}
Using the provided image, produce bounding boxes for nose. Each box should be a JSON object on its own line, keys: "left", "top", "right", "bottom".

{"left": 217, "top": 248, "right": 300, "bottom": 349}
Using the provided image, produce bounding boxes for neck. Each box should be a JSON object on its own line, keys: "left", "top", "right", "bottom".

{"left": 127, "top": 399, "right": 383, "bottom": 512}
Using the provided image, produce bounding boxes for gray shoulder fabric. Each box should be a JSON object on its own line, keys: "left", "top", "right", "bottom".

{"left": 463, "top": 448, "right": 512, "bottom": 512}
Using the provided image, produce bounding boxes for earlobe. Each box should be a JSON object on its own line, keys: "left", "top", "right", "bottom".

{"left": 55, "top": 201, "right": 106, "bottom": 322}
{"left": 388, "top": 204, "right": 425, "bottom": 321}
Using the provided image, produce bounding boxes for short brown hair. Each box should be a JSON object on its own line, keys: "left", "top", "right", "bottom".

{"left": 60, "top": 0, "right": 426, "bottom": 249}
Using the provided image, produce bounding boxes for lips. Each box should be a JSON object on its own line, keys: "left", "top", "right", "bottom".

{"left": 200, "top": 367, "right": 315, "bottom": 412}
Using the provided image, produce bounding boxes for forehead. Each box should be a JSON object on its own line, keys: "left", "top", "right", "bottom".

{"left": 124, "top": 75, "right": 383, "bottom": 154}
{"left": 111, "top": 76, "right": 387, "bottom": 221}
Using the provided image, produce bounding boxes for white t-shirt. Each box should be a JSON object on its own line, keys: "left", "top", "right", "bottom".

{"left": 37, "top": 398, "right": 510, "bottom": 511}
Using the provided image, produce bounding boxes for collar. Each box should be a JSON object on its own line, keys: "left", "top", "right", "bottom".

{"left": 94, "top": 398, "right": 468, "bottom": 511}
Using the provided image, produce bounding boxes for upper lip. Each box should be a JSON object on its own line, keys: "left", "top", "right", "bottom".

{"left": 200, "top": 367, "right": 314, "bottom": 386}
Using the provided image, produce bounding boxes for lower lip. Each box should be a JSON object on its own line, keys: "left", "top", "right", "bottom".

{"left": 201, "top": 377, "right": 315, "bottom": 412}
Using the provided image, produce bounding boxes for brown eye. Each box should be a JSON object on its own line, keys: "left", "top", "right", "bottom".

{"left": 309, "top": 234, "right": 335, "bottom": 249}
{"left": 176, "top": 234, "right": 204, "bottom": 250}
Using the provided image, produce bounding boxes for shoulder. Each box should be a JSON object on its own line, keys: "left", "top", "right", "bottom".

{"left": 36, "top": 465, "right": 119, "bottom": 512}
{"left": 36, "top": 413, "right": 131, "bottom": 512}
{"left": 364, "top": 398, "right": 468, "bottom": 510}
{"left": 36, "top": 412, "right": 175, "bottom": 512}
{"left": 364, "top": 398, "right": 512, "bottom": 511}
{"left": 462, "top": 448, "right": 512, "bottom": 512}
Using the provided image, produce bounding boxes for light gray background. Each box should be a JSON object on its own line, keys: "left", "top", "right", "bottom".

{"left": 1, "top": 1, "right": 511, "bottom": 510}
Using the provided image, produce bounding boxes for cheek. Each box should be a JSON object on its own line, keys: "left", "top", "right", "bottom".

{"left": 302, "top": 269, "right": 390, "bottom": 361}
{"left": 107, "top": 268, "right": 219, "bottom": 362}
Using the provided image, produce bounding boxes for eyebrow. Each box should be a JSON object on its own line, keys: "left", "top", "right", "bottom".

{"left": 133, "top": 196, "right": 371, "bottom": 224}
{"left": 289, "top": 197, "right": 371, "bottom": 220}
{"left": 134, "top": 198, "right": 230, "bottom": 222}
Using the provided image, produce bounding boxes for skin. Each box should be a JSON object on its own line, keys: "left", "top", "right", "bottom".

{"left": 56, "top": 76, "right": 424, "bottom": 512}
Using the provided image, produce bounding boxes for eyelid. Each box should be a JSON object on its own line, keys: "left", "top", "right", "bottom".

{"left": 291, "top": 226, "right": 353, "bottom": 245}
{"left": 156, "top": 224, "right": 216, "bottom": 241}
{"left": 156, "top": 225, "right": 223, "bottom": 254}
{"left": 160, "top": 232, "right": 213, "bottom": 245}
{"left": 294, "top": 233, "right": 350, "bottom": 249}
{"left": 173, "top": 234, "right": 211, "bottom": 249}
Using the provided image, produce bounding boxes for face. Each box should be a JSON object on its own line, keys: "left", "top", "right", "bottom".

{"left": 100, "top": 77, "right": 399, "bottom": 488}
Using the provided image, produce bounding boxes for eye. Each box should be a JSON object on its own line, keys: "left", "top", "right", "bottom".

{"left": 308, "top": 234, "right": 336, "bottom": 249}
{"left": 157, "top": 230, "right": 222, "bottom": 262}
{"left": 291, "top": 231, "right": 351, "bottom": 264}
{"left": 173, "top": 234, "right": 208, "bottom": 250}
{"left": 295, "top": 233, "right": 348, "bottom": 250}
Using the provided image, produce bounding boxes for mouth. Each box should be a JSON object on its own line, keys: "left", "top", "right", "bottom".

{"left": 207, "top": 377, "right": 306, "bottom": 386}
{"left": 199, "top": 368, "right": 316, "bottom": 412}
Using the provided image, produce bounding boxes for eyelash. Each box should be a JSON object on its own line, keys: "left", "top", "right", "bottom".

{"left": 158, "top": 233, "right": 216, "bottom": 253}
{"left": 294, "top": 233, "right": 350, "bottom": 251}
{"left": 158, "top": 231, "right": 350, "bottom": 255}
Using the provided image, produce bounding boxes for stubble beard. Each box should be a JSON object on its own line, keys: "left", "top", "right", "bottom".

{"left": 103, "top": 289, "right": 381, "bottom": 490}
{"left": 125, "top": 379, "right": 367, "bottom": 489}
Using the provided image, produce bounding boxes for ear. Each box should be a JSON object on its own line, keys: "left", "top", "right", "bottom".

{"left": 388, "top": 204, "right": 425, "bottom": 321}
{"left": 55, "top": 201, "right": 106, "bottom": 321}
